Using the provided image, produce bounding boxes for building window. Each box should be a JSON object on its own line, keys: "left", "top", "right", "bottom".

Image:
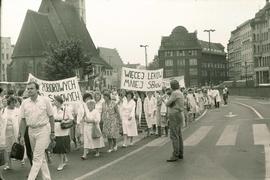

{"left": 1, "top": 53, "right": 4, "bottom": 60}
{"left": 165, "top": 59, "right": 173, "bottom": 67}
{"left": 165, "top": 51, "right": 173, "bottom": 57}
{"left": 189, "top": 68, "right": 198, "bottom": 75}
{"left": 178, "top": 59, "right": 185, "bottom": 66}
{"left": 189, "top": 58, "right": 197, "bottom": 66}
{"left": 176, "top": 50, "right": 184, "bottom": 56}
{"left": 165, "top": 69, "right": 174, "bottom": 77}
{"left": 188, "top": 50, "right": 192, "bottom": 56}
{"left": 191, "top": 50, "right": 197, "bottom": 56}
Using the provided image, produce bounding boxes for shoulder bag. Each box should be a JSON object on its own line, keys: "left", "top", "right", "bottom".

{"left": 61, "top": 106, "right": 74, "bottom": 129}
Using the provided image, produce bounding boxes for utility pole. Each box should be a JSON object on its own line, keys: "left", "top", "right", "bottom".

{"left": 140, "top": 45, "right": 148, "bottom": 69}
{"left": 245, "top": 61, "right": 248, "bottom": 87}
{"left": 204, "top": 29, "right": 215, "bottom": 86}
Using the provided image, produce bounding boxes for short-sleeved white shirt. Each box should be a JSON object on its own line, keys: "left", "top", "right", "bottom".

{"left": 20, "top": 95, "right": 53, "bottom": 128}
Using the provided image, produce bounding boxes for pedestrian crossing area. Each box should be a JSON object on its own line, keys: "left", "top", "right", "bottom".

{"left": 184, "top": 124, "right": 270, "bottom": 146}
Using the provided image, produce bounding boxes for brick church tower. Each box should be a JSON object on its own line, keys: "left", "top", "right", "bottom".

{"left": 66, "top": 0, "right": 86, "bottom": 23}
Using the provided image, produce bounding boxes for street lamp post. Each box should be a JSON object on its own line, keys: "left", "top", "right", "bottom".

{"left": 204, "top": 29, "right": 215, "bottom": 86}
{"left": 140, "top": 44, "right": 148, "bottom": 69}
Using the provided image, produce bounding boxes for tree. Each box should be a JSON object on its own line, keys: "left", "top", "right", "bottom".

{"left": 147, "top": 55, "right": 159, "bottom": 70}
{"left": 44, "top": 39, "right": 90, "bottom": 80}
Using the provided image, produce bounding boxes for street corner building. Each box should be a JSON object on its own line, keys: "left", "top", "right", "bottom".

{"left": 158, "top": 26, "right": 228, "bottom": 87}
{"left": 8, "top": 0, "right": 112, "bottom": 82}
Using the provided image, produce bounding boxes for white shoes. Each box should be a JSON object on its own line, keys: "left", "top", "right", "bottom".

{"left": 57, "top": 163, "right": 66, "bottom": 171}
{"left": 107, "top": 149, "right": 113, "bottom": 153}
{"left": 113, "top": 145, "right": 118, "bottom": 151}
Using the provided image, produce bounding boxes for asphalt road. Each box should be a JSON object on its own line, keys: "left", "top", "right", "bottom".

{"left": 2, "top": 96, "right": 270, "bottom": 180}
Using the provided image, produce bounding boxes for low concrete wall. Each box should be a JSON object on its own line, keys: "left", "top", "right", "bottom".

{"left": 227, "top": 87, "right": 270, "bottom": 98}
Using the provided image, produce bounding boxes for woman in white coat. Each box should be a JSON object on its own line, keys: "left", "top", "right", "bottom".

{"left": 0, "top": 96, "right": 20, "bottom": 170}
{"left": 143, "top": 92, "right": 156, "bottom": 136}
{"left": 81, "top": 100, "right": 105, "bottom": 159}
{"left": 134, "top": 91, "right": 142, "bottom": 129}
{"left": 120, "top": 91, "right": 138, "bottom": 147}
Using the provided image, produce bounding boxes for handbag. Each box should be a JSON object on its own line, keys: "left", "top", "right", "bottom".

{"left": 92, "top": 123, "right": 102, "bottom": 139}
{"left": 0, "top": 149, "right": 5, "bottom": 166}
{"left": 10, "top": 143, "right": 25, "bottom": 160}
{"left": 61, "top": 106, "right": 74, "bottom": 129}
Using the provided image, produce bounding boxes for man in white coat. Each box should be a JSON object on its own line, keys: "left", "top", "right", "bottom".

{"left": 143, "top": 92, "right": 156, "bottom": 136}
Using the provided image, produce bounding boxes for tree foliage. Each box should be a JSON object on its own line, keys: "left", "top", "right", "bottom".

{"left": 147, "top": 55, "right": 159, "bottom": 70}
{"left": 44, "top": 39, "right": 90, "bottom": 80}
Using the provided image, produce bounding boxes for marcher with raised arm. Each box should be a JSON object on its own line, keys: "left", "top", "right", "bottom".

{"left": 18, "top": 82, "right": 55, "bottom": 180}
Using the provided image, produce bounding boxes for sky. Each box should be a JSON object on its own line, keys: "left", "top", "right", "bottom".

{"left": 1, "top": 0, "right": 267, "bottom": 65}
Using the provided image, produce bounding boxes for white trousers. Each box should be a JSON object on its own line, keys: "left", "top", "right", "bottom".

{"left": 28, "top": 124, "right": 51, "bottom": 180}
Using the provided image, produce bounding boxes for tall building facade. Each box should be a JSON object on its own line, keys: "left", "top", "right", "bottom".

{"left": 158, "top": 26, "right": 227, "bottom": 87}
{"left": 251, "top": 0, "right": 270, "bottom": 85}
{"left": 98, "top": 47, "right": 124, "bottom": 88}
{"left": 1, "top": 37, "right": 14, "bottom": 81}
{"left": 228, "top": 19, "right": 254, "bottom": 81}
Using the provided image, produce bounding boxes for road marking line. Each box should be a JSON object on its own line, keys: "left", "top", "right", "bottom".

{"left": 265, "top": 145, "right": 270, "bottom": 180}
{"left": 235, "top": 102, "right": 264, "bottom": 119}
{"left": 253, "top": 124, "right": 270, "bottom": 145}
{"left": 216, "top": 125, "right": 239, "bottom": 146}
{"left": 258, "top": 102, "right": 270, "bottom": 105}
{"left": 184, "top": 126, "right": 213, "bottom": 146}
{"left": 195, "top": 109, "right": 208, "bottom": 122}
{"left": 75, "top": 110, "right": 208, "bottom": 180}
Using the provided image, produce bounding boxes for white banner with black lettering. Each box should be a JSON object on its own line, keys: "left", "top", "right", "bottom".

{"left": 27, "top": 74, "right": 82, "bottom": 103}
{"left": 120, "top": 67, "right": 163, "bottom": 91}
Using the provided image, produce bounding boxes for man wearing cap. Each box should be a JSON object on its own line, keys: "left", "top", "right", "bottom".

{"left": 166, "top": 80, "right": 185, "bottom": 162}
{"left": 18, "top": 82, "right": 55, "bottom": 180}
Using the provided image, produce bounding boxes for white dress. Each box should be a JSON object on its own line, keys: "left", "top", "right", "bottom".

{"left": 121, "top": 99, "right": 138, "bottom": 137}
{"left": 53, "top": 106, "right": 72, "bottom": 137}
{"left": 143, "top": 97, "right": 156, "bottom": 128}
{"left": 83, "top": 104, "right": 105, "bottom": 149}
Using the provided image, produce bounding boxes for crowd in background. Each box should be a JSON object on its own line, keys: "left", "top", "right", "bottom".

{"left": 0, "top": 84, "right": 229, "bottom": 179}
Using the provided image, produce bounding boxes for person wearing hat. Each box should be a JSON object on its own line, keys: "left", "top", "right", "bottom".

{"left": 166, "top": 80, "right": 185, "bottom": 162}
{"left": 52, "top": 96, "right": 73, "bottom": 171}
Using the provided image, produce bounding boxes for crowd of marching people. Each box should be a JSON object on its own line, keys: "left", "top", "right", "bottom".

{"left": 0, "top": 83, "right": 228, "bottom": 180}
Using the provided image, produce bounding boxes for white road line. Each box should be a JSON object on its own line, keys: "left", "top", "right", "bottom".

{"left": 195, "top": 109, "right": 208, "bottom": 122}
{"left": 184, "top": 126, "right": 213, "bottom": 146}
{"left": 216, "top": 125, "right": 239, "bottom": 146}
{"left": 253, "top": 124, "right": 270, "bottom": 145}
{"left": 235, "top": 102, "right": 264, "bottom": 119}
{"left": 265, "top": 145, "right": 270, "bottom": 180}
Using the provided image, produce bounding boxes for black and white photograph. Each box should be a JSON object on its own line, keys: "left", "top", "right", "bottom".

{"left": 0, "top": 0, "right": 270, "bottom": 179}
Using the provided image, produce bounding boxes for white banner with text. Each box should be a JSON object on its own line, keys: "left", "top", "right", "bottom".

{"left": 27, "top": 74, "right": 83, "bottom": 103}
{"left": 120, "top": 67, "right": 163, "bottom": 91}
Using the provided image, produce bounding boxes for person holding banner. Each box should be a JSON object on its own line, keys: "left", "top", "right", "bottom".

{"left": 18, "top": 82, "right": 55, "bottom": 180}
{"left": 52, "top": 96, "right": 73, "bottom": 171}
{"left": 101, "top": 91, "right": 121, "bottom": 153}
{"left": 143, "top": 92, "right": 157, "bottom": 136}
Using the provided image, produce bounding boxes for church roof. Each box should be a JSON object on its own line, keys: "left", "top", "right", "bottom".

{"left": 12, "top": 10, "right": 58, "bottom": 57}
{"left": 12, "top": 0, "right": 111, "bottom": 68}
{"left": 98, "top": 47, "right": 124, "bottom": 68}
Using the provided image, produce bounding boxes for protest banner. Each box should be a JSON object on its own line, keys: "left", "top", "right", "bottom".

{"left": 27, "top": 74, "right": 83, "bottom": 103}
{"left": 120, "top": 67, "right": 163, "bottom": 91}
{"left": 163, "top": 76, "right": 185, "bottom": 88}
